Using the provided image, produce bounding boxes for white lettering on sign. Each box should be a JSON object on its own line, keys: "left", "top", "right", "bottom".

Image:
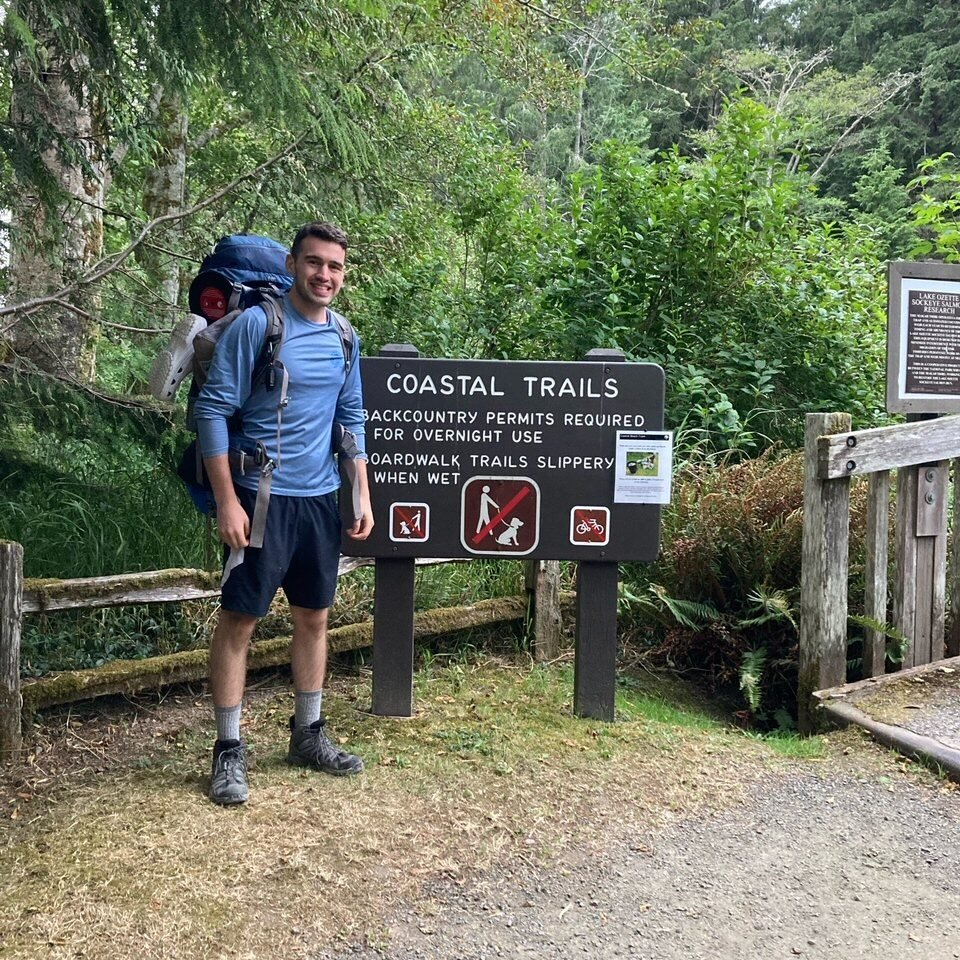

{"left": 536, "top": 456, "right": 615, "bottom": 470}
{"left": 373, "top": 471, "right": 420, "bottom": 484}
{"left": 386, "top": 373, "right": 506, "bottom": 396}
{"left": 485, "top": 411, "right": 555, "bottom": 426}
{"left": 413, "top": 428, "right": 504, "bottom": 443}
{"left": 522, "top": 376, "right": 619, "bottom": 398}
{"left": 471, "top": 454, "right": 528, "bottom": 469}
{"left": 367, "top": 409, "right": 480, "bottom": 424}
{"left": 369, "top": 452, "right": 462, "bottom": 468}
{"left": 562, "top": 412, "right": 645, "bottom": 428}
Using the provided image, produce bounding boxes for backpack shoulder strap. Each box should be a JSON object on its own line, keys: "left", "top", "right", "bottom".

{"left": 250, "top": 295, "right": 286, "bottom": 392}
{"left": 328, "top": 308, "right": 356, "bottom": 374}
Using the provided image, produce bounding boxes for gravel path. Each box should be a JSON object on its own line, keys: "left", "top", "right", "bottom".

{"left": 319, "top": 764, "right": 960, "bottom": 960}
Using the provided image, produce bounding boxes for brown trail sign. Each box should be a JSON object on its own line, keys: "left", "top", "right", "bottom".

{"left": 343, "top": 354, "right": 665, "bottom": 563}
{"left": 344, "top": 346, "right": 667, "bottom": 722}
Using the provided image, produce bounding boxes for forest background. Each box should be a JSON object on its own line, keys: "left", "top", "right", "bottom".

{"left": 1, "top": 0, "right": 959, "bottom": 722}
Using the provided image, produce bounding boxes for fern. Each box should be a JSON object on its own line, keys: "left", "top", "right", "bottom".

{"left": 848, "top": 614, "right": 910, "bottom": 665}
{"left": 738, "top": 585, "right": 797, "bottom": 630}
{"left": 618, "top": 582, "right": 720, "bottom": 629}
{"left": 739, "top": 647, "right": 767, "bottom": 714}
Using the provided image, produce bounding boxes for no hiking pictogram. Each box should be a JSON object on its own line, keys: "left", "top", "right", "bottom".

{"left": 461, "top": 476, "right": 540, "bottom": 556}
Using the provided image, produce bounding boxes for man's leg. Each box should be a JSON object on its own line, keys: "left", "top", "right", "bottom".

{"left": 210, "top": 609, "right": 259, "bottom": 709}
{"left": 287, "top": 603, "right": 363, "bottom": 775}
{"left": 289, "top": 604, "right": 329, "bottom": 704}
{"left": 208, "top": 609, "right": 258, "bottom": 805}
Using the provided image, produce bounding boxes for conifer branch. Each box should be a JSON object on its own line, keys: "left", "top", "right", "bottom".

{"left": 0, "top": 132, "right": 311, "bottom": 321}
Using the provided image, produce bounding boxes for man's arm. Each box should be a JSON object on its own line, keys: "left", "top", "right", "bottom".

{"left": 205, "top": 453, "right": 250, "bottom": 549}
{"left": 346, "top": 457, "right": 373, "bottom": 541}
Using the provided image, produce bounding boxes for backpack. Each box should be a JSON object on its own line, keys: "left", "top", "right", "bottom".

{"left": 150, "top": 233, "right": 357, "bottom": 521}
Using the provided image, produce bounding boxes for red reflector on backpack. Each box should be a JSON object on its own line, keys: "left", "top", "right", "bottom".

{"left": 199, "top": 287, "right": 228, "bottom": 320}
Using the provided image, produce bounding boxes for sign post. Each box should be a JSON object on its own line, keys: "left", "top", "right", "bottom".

{"left": 885, "top": 262, "right": 959, "bottom": 668}
{"left": 346, "top": 347, "right": 667, "bottom": 720}
{"left": 370, "top": 344, "right": 418, "bottom": 717}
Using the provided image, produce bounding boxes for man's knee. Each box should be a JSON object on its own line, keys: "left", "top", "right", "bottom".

{"left": 215, "top": 609, "right": 259, "bottom": 647}
{"left": 290, "top": 605, "right": 329, "bottom": 636}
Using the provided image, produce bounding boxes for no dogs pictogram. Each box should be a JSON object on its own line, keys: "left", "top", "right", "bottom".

{"left": 390, "top": 502, "right": 430, "bottom": 542}
{"left": 570, "top": 506, "right": 610, "bottom": 545}
{"left": 461, "top": 476, "right": 540, "bottom": 556}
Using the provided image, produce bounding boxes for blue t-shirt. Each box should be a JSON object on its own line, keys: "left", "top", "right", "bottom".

{"left": 193, "top": 295, "right": 366, "bottom": 497}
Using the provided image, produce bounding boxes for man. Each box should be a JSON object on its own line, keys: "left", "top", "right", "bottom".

{"left": 194, "top": 221, "right": 373, "bottom": 805}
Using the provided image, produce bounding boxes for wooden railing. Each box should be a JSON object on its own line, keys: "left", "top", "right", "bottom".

{"left": 0, "top": 549, "right": 557, "bottom": 762}
{"left": 799, "top": 413, "right": 960, "bottom": 731}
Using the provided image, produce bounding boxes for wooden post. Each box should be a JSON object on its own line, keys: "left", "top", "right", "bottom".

{"left": 371, "top": 344, "right": 420, "bottom": 717}
{"left": 894, "top": 464, "right": 920, "bottom": 666}
{"left": 371, "top": 557, "right": 416, "bottom": 716}
{"left": 571, "top": 347, "right": 626, "bottom": 722}
{"left": 894, "top": 407, "right": 948, "bottom": 668}
{"left": 862, "top": 471, "right": 890, "bottom": 678}
{"left": 0, "top": 541, "right": 23, "bottom": 762}
{"left": 917, "top": 461, "right": 948, "bottom": 663}
{"left": 525, "top": 559, "right": 562, "bottom": 662}
{"left": 574, "top": 561, "right": 618, "bottom": 720}
{"left": 799, "top": 413, "right": 851, "bottom": 733}
{"left": 950, "top": 458, "right": 960, "bottom": 659}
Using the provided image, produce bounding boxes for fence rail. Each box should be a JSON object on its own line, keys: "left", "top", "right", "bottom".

{"left": 0, "top": 547, "right": 515, "bottom": 762}
{"left": 799, "top": 412, "right": 960, "bottom": 731}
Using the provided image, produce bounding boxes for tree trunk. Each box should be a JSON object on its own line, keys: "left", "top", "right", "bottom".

{"left": 6, "top": 4, "right": 103, "bottom": 380}
{"left": 141, "top": 89, "right": 188, "bottom": 329}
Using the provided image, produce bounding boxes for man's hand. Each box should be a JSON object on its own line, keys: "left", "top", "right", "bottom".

{"left": 347, "top": 495, "right": 374, "bottom": 541}
{"left": 203, "top": 453, "right": 249, "bottom": 549}
{"left": 346, "top": 458, "right": 374, "bottom": 541}
{"left": 217, "top": 496, "right": 250, "bottom": 549}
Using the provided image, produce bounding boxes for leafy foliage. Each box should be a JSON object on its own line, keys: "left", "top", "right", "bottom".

{"left": 0, "top": 371, "right": 209, "bottom": 578}
{"left": 619, "top": 449, "right": 870, "bottom": 726}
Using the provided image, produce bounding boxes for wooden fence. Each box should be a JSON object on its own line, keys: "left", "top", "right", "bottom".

{"left": 0, "top": 549, "right": 561, "bottom": 762}
{"left": 799, "top": 413, "right": 960, "bottom": 731}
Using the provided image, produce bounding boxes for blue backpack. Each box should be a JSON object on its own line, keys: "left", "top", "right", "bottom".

{"left": 188, "top": 234, "right": 293, "bottom": 322}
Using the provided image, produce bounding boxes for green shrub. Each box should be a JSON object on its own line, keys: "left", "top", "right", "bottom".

{"left": 621, "top": 449, "right": 869, "bottom": 727}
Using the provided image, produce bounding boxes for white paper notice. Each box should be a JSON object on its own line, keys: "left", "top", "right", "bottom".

{"left": 614, "top": 431, "right": 673, "bottom": 504}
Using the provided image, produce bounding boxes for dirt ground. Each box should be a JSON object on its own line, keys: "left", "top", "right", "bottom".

{"left": 1, "top": 661, "right": 958, "bottom": 960}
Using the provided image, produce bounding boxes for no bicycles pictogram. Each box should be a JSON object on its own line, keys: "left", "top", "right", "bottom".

{"left": 570, "top": 506, "right": 609, "bottom": 545}
{"left": 461, "top": 476, "right": 540, "bottom": 556}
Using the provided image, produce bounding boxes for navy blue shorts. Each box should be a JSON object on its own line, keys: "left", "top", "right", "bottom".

{"left": 220, "top": 487, "right": 342, "bottom": 617}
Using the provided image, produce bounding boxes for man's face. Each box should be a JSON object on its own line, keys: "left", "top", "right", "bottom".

{"left": 287, "top": 237, "right": 346, "bottom": 308}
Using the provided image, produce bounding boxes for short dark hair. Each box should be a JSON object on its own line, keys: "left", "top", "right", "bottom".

{"left": 291, "top": 221, "right": 349, "bottom": 257}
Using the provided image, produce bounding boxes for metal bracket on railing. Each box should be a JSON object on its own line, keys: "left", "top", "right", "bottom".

{"left": 916, "top": 461, "right": 948, "bottom": 537}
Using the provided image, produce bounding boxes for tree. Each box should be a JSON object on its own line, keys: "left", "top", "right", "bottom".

{"left": 784, "top": 0, "right": 960, "bottom": 193}
{"left": 0, "top": 0, "right": 390, "bottom": 378}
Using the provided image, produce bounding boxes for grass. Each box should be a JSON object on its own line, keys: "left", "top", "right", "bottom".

{"left": 0, "top": 653, "right": 837, "bottom": 960}
{"left": 740, "top": 731, "right": 828, "bottom": 759}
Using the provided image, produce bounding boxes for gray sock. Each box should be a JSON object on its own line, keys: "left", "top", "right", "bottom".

{"left": 215, "top": 704, "right": 242, "bottom": 743}
{"left": 294, "top": 690, "right": 323, "bottom": 729}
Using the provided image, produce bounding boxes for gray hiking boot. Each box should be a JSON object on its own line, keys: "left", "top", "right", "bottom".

{"left": 209, "top": 739, "right": 249, "bottom": 805}
{"left": 287, "top": 716, "right": 364, "bottom": 776}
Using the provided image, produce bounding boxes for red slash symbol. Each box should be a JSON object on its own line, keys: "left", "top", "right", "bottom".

{"left": 570, "top": 506, "right": 609, "bottom": 545}
{"left": 461, "top": 477, "right": 540, "bottom": 556}
{"left": 472, "top": 486, "right": 531, "bottom": 545}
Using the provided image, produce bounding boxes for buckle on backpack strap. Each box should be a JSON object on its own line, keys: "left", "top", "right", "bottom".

{"left": 228, "top": 440, "right": 273, "bottom": 477}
